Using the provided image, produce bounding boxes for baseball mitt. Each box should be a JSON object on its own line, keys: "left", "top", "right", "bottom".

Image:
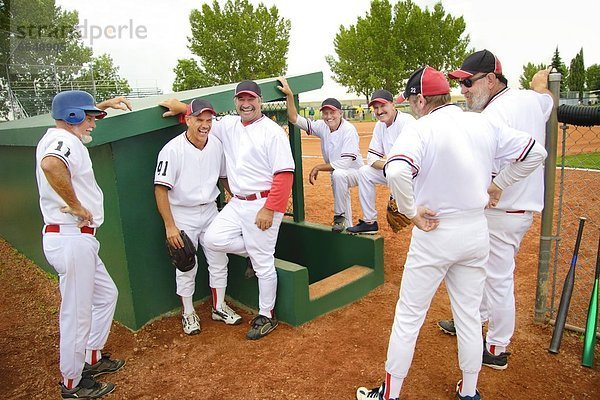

{"left": 166, "top": 230, "right": 196, "bottom": 272}
{"left": 386, "top": 198, "right": 412, "bottom": 233}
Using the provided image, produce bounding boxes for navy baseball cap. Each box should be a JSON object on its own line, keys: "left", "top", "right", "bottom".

{"left": 320, "top": 98, "right": 342, "bottom": 111}
{"left": 397, "top": 66, "right": 450, "bottom": 103}
{"left": 449, "top": 49, "right": 508, "bottom": 85}
{"left": 368, "top": 89, "right": 394, "bottom": 107}
{"left": 189, "top": 98, "right": 216, "bottom": 116}
{"left": 235, "top": 80, "right": 261, "bottom": 98}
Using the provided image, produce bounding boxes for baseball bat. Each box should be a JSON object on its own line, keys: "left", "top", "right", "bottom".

{"left": 581, "top": 234, "right": 600, "bottom": 367}
{"left": 549, "top": 217, "right": 586, "bottom": 354}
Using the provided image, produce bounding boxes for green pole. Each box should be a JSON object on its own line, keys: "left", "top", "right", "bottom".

{"left": 289, "top": 94, "right": 305, "bottom": 222}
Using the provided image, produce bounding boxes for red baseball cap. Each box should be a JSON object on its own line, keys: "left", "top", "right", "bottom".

{"left": 397, "top": 66, "right": 450, "bottom": 103}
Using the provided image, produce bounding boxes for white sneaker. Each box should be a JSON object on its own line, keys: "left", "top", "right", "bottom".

{"left": 212, "top": 303, "right": 242, "bottom": 325}
{"left": 182, "top": 312, "right": 201, "bottom": 335}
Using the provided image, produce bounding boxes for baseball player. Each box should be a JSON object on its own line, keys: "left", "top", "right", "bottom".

{"left": 160, "top": 80, "right": 295, "bottom": 340}
{"left": 155, "top": 98, "right": 242, "bottom": 336}
{"left": 346, "top": 89, "right": 415, "bottom": 234}
{"left": 277, "top": 77, "right": 363, "bottom": 232}
{"left": 436, "top": 50, "right": 554, "bottom": 370}
{"left": 355, "top": 66, "right": 547, "bottom": 400}
{"left": 36, "top": 91, "right": 131, "bottom": 398}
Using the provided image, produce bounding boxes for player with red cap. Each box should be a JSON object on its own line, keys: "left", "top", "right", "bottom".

{"left": 355, "top": 66, "right": 547, "bottom": 400}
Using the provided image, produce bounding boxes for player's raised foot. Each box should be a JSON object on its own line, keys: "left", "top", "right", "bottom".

{"left": 347, "top": 219, "right": 379, "bottom": 235}
{"left": 244, "top": 257, "right": 256, "bottom": 279}
{"left": 356, "top": 382, "right": 397, "bottom": 400}
{"left": 182, "top": 312, "right": 201, "bottom": 335}
{"left": 61, "top": 376, "right": 115, "bottom": 399}
{"left": 332, "top": 214, "right": 346, "bottom": 233}
{"left": 246, "top": 315, "right": 278, "bottom": 340}
{"left": 212, "top": 303, "right": 242, "bottom": 325}
{"left": 438, "top": 318, "right": 456, "bottom": 335}
{"left": 83, "top": 353, "right": 125, "bottom": 377}
{"left": 455, "top": 379, "right": 481, "bottom": 400}
{"left": 483, "top": 345, "right": 510, "bottom": 370}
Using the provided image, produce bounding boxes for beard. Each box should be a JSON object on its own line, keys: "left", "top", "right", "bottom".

{"left": 80, "top": 134, "right": 93, "bottom": 144}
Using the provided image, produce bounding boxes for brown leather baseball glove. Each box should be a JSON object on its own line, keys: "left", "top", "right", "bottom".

{"left": 386, "top": 198, "right": 412, "bottom": 233}
{"left": 166, "top": 230, "right": 196, "bottom": 272}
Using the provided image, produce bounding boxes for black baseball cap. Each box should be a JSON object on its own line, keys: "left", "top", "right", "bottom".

{"left": 320, "top": 98, "right": 342, "bottom": 111}
{"left": 368, "top": 89, "right": 394, "bottom": 107}
{"left": 235, "top": 80, "right": 261, "bottom": 98}
{"left": 449, "top": 49, "right": 508, "bottom": 85}
{"left": 397, "top": 66, "right": 450, "bottom": 103}
{"left": 189, "top": 98, "right": 216, "bottom": 116}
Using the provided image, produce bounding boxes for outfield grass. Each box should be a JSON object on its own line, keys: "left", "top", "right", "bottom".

{"left": 558, "top": 152, "right": 600, "bottom": 169}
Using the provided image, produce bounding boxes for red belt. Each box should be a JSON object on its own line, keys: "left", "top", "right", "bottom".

{"left": 44, "top": 224, "right": 96, "bottom": 235}
{"left": 235, "top": 190, "right": 270, "bottom": 201}
{"left": 505, "top": 210, "right": 526, "bottom": 214}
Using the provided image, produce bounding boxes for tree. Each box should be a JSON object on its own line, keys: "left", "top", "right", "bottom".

{"left": 551, "top": 47, "right": 568, "bottom": 94}
{"left": 173, "top": 0, "right": 290, "bottom": 91}
{"left": 0, "top": 0, "right": 130, "bottom": 119}
{"left": 586, "top": 64, "right": 600, "bottom": 92}
{"left": 519, "top": 62, "right": 548, "bottom": 89}
{"left": 75, "top": 54, "right": 131, "bottom": 101}
{"left": 326, "top": 0, "right": 470, "bottom": 101}
{"left": 568, "top": 48, "right": 585, "bottom": 102}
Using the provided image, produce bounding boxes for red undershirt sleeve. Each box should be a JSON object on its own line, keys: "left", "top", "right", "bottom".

{"left": 177, "top": 103, "right": 193, "bottom": 124}
{"left": 264, "top": 171, "right": 294, "bottom": 213}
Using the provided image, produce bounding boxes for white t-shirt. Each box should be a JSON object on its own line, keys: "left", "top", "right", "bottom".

{"left": 154, "top": 132, "right": 225, "bottom": 206}
{"left": 387, "top": 104, "right": 539, "bottom": 217}
{"left": 295, "top": 115, "right": 363, "bottom": 170}
{"left": 36, "top": 128, "right": 104, "bottom": 227}
{"left": 211, "top": 115, "right": 295, "bottom": 196}
{"left": 367, "top": 111, "right": 415, "bottom": 166}
{"left": 484, "top": 88, "right": 553, "bottom": 212}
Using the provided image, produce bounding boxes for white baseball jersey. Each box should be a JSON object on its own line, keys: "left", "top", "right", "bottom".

{"left": 211, "top": 115, "right": 295, "bottom": 195}
{"left": 367, "top": 111, "right": 415, "bottom": 166}
{"left": 295, "top": 115, "right": 363, "bottom": 169}
{"left": 484, "top": 88, "right": 553, "bottom": 212}
{"left": 36, "top": 128, "right": 104, "bottom": 227}
{"left": 387, "top": 104, "right": 541, "bottom": 217}
{"left": 154, "top": 132, "right": 225, "bottom": 207}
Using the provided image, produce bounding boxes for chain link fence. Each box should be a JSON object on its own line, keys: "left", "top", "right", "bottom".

{"left": 548, "top": 105, "right": 600, "bottom": 333}
{"left": 1, "top": 63, "right": 161, "bottom": 120}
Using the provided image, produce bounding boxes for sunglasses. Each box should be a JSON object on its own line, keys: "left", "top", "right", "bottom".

{"left": 458, "top": 74, "right": 488, "bottom": 88}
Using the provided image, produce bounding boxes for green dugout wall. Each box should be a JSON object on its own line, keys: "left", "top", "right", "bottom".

{"left": 0, "top": 73, "right": 384, "bottom": 329}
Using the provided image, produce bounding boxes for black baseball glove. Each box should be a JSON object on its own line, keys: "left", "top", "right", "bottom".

{"left": 166, "top": 230, "right": 196, "bottom": 272}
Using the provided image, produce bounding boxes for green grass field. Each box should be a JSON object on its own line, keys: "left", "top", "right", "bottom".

{"left": 558, "top": 152, "right": 600, "bottom": 169}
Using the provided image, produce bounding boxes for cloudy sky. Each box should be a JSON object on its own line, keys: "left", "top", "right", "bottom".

{"left": 54, "top": 0, "right": 599, "bottom": 101}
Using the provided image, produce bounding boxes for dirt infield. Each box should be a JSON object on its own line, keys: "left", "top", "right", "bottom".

{"left": 1, "top": 122, "right": 599, "bottom": 399}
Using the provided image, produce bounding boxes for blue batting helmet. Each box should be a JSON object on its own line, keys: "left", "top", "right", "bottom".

{"left": 51, "top": 90, "right": 107, "bottom": 124}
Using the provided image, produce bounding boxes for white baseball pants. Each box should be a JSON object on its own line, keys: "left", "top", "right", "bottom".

{"left": 203, "top": 197, "right": 283, "bottom": 317}
{"left": 172, "top": 203, "right": 229, "bottom": 297}
{"left": 385, "top": 211, "right": 488, "bottom": 383}
{"left": 331, "top": 168, "right": 359, "bottom": 227}
{"left": 481, "top": 209, "right": 533, "bottom": 348}
{"left": 43, "top": 229, "right": 118, "bottom": 383}
{"left": 357, "top": 164, "right": 387, "bottom": 222}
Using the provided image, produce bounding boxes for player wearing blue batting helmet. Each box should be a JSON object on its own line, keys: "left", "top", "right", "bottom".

{"left": 51, "top": 90, "right": 107, "bottom": 124}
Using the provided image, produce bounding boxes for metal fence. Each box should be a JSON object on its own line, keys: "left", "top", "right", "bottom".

{"left": 546, "top": 105, "right": 600, "bottom": 333}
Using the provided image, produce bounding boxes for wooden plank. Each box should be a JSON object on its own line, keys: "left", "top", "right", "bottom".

{"left": 309, "top": 265, "right": 372, "bottom": 300}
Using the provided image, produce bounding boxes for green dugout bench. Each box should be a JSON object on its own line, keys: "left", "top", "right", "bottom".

{"left": 0, "top": 73, "right": 384, "bottom": 329}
